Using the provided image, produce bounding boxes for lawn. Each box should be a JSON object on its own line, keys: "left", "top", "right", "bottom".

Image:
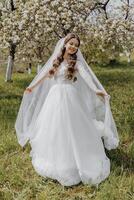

{"left": 0, "top": 62, "right": 134, "bottom": 200}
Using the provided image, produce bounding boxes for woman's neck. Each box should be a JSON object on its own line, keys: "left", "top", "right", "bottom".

{"left": 63, "top": 51, "right": 69, "bottom": 62}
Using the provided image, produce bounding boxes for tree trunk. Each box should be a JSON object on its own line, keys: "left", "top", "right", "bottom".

{"left": 37, "top": 63, "right": 42, "bottom": 74}
{"left": 28, "top": 63, "right": 32, "bottom": 74}
{"left": 127, "top": 53, "right": 131, "bottom": 63}
{"left": 5, "top": 55, "right": 14, "bottom": 82}
{"left": 5, "top": 0, "right": 17, "bottom": 82}
{"left": 5, "top": 43, "right": 16, "bottom": 82}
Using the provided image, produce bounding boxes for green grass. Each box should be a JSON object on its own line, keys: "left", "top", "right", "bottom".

{"left": 0, "top": 63, "right": 134, "bottom": 200}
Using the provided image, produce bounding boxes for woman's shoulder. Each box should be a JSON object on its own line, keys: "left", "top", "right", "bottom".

{"left": 76, "top": 59, "right": 83, "bottom": 69}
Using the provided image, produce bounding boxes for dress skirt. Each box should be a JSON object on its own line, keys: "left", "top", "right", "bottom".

{"left": 29, "top": 83, "right": 110, "bottom": 186}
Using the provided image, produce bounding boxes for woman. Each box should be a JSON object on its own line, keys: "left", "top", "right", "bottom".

{"left": 15, "top": 33, "right": 119, "bottom": 187}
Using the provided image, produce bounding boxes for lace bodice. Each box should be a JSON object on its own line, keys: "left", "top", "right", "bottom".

{"left": 53, "top": 60, "right": 102, "bottom": 93}
{"left": 54, "top": 60, "right": 75, "bottom": 84}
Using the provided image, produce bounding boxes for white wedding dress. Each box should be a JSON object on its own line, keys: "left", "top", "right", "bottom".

{"left": 29, "top": 60, "right": 110, "bottom": 186}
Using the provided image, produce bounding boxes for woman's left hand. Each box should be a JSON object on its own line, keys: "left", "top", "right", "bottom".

{"left": 96, "top": 90, "right": 110, "bottom": 98}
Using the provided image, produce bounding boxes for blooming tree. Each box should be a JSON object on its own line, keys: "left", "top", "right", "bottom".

{"left": 82, "top": 18, "right": 134, "bottom": 64}
{"left": 0, "top": 0, "right": 134, "bottom": 81}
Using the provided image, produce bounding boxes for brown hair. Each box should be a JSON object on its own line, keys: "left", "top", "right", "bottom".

{"left": 48, "top": 33, "right": 80, "bottom": 82}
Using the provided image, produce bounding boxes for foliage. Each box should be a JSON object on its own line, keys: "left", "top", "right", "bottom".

{"left": 0, "top": 0, "right": 134, "bottom": 64}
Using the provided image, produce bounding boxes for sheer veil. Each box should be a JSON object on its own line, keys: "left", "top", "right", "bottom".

{"left": 15, "top": 36, "right": 119, "bottom": 150}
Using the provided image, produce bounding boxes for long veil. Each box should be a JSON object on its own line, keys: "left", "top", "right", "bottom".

{"left": 15, "top": 36, "right": 119, "bottom": 150}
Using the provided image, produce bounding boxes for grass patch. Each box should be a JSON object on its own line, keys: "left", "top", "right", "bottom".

{"left": 0, "top": 63, "right": 134, "bottom": 200}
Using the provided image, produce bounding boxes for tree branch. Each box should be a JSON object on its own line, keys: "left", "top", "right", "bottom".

{"left": 125, "top": 0, "right": 130, "bottom": 20}
{"left": 83, "top": 0, "right": 111, "bottom": 21}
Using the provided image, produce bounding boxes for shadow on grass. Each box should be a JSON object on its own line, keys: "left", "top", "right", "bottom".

{"left": 13, "top": 73, "right": 34, "bottom": 90}
{"left": 0, "top": 93, "right": 22, "bottom": 100}
{"left": 97, "top": 70, "right": 134, "bottom": 87}
{"left": 106, "top": 147, "right": 134, "bottom": 173}
{"left": 97, "top": 60, "right": 134, "bottom": 69}
{"left": 0, "top": 93, "right": 21, "bottom": 123}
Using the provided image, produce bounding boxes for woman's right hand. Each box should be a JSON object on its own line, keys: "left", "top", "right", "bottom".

{"left": 24, "top": 87, "right": 33, "bottom": 93}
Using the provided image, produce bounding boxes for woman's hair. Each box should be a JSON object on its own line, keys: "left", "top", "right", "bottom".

{"left": 48, "top": 33, "right": 80, "bottom": 82}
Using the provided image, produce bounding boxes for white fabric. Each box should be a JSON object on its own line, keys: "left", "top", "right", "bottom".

{"left": 15, "top": 37, "right": 119, "bottom": 186}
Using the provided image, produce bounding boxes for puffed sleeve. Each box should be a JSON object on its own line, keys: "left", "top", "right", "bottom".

{"left": 76, "top": 61, "right": 103, "bottom": 93}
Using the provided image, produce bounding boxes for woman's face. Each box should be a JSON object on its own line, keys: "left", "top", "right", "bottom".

{"left": 65, "top": 38, "right": 79, "bottom": 54}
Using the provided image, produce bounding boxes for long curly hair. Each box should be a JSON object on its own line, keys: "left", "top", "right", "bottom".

{"left": 48, "top": 33, "right": 80, "bottom": 82}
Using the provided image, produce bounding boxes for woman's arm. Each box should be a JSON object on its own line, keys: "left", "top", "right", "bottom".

{"left": 30, "top": 71, "right": 51, "bottom": 89}
{"left": 25, "top": 70, "right": 53, "bottom": 93}
{"left": 77, "top": 62, "right": 108, "bottom": 97}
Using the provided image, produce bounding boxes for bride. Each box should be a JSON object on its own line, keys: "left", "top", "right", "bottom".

{"left": 15, "top": 33, "right": 119, "bottom": 187}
